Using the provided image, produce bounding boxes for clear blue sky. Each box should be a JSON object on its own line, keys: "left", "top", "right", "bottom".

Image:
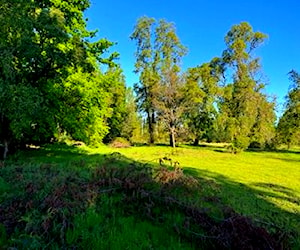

{"left": 85, "top": 0, "right": 300, "bottom": 114}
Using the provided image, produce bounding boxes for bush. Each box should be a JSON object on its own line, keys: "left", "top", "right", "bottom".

{"left": 248, "top": 141, "right": 262, "bottom": 149}
{"left": 109, "top": 137, "right": 131, "bottom": 148}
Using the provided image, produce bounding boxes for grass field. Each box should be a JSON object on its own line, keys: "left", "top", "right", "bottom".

{"left": 0, "top": 143, "right": 299, "bottom": 249}
{"left": 93, "top": 144, "right": 300, "bottom": 246}
{"left": 110, "top": 144, "right": 300, "bottom": 213}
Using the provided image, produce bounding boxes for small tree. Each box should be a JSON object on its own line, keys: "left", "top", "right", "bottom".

{"left": 121, "top": 88, "right": 142, "bottom": 143}
{"left": 155, "top": 71, "right": 187, "bottom": 147}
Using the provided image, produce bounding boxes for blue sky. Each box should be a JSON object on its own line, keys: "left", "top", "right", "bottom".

{"left": 85, "top": 0, "right": 300, "bottom": 114}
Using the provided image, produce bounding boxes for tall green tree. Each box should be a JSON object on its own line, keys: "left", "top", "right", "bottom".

{"left": 155, "top": 71, "right": 187, "bottom": 147}
{"left": 219, "top": 22, "right": 275, "bottom": 151}
{"left": 103, "top": 67, "right": 127, "bottom": 143}
{"left": 153, "top": 19, "right": 187, "bottom": 147}
{"left": 0, "top": 0, "right": 117, "bottom": 158}
{"left": 185, "top": 58, "right": 223, "bottom": 145}
{"left": 56, "top": 68, "right": 113, "bottom": 146}
{"left": 249, "top": 94, "right": 276, "bottom": 148}
{"left": 131, "top": 17, "right": 187, "bottom": 147}
{"left": 131, "top": 16, "right": 158, "bottom": 144}
{"left": 277, "top": 70, "right": 300, "bottom": 148}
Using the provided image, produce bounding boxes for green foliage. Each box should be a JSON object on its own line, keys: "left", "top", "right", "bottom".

{"left": 109, "top": 137, "right": 131, "bottom": 148}
{"left": 131, "top": 16, "right": 188, "bottom": 147}
{"left": 0, "top": 7, "right": 283, "bottom": 156}
{"left": 120, "top": 88, "right": 143, "bottom": 142}
{"left": 103, "top": 68, "right": 127, "bottom": 143}
{"left": 0, "top": 223, "right": 7, "bottom": 247}
{"left": 218, "top": 22, "right": 276, "bottom": 151}
{"left": 0, "top": 0, "right": 119, "bottom": 154}
{"left": 131, "top": 16, "right": 158, "bottom": 144}
{"left": 249, "top": 94, "right": 276, "bottom": 148}
{"left": 56, "top": 69, "right": 112, "bottom": 145}
{"left": 277, "top": 70, "right": 300, "bottom": 148}
{"left": 184, "top": 60, "right": 222, "bottom": 144}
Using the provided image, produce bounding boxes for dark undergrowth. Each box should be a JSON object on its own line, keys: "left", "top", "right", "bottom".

{"left": 0, "top": 144, "right": 295, "bottom": 249}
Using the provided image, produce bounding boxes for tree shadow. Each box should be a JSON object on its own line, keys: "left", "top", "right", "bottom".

{"left": 213, "top": 149, "right": 227, "bottom": 153}
{"left": 252, "top": 183, "right": 300, "bottom": 205}
{"left": 247, "top": 148, "right": 300, "bottom": 155}
{"left": 183, "top": 167, "right": 300, "bottom": 245}
{"left": 253, "top": 183, "right": 296, "bottom": 197}
{"left": 269, "top": 157, "right": 300, "bottom": 163}
{"left": 8, "top": 143, "right": 109, "bottom": 169}
{"left": 178, "top": 143, "right": 229, "bottom": 154}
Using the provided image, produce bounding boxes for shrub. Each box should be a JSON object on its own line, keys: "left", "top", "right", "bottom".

{"left": 248, "top": 141, "right": 262, "bottom": 149}
{"left": 109, "top": 137, "right": 131, "bottom": 148}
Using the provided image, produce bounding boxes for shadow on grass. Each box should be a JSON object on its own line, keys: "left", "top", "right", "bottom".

{"left": 178, "top": 144, "right": 229, "bottom": 154}
{"left": 253, "top": 183, "right": 296, "bottom": 197}
{"left": 2, "top": 143, "right": 299, "bottom": 248}
{"left": 11, "top": 143, "right": 106, "bottom": 166}
{"left": 213, "top": 149, "right": 227, "bottom": 153}
{"left": 247, "top": 148, "right": 300, "bottom": 155}
{"left": 182, "top": 167, "right": 300, "bottom": 246}
{"left": 267, "top": 156, "right": 300, "bottom": 163}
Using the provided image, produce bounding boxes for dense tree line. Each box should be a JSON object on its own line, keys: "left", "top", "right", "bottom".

{"left": 0, "top": 0, "right": 136, "bottom": 158}
{"left": 132, "top": 18, "right": 281, "bottom": 151}
{"left": 0, "top": 1, "right": 298, "bottom": 158}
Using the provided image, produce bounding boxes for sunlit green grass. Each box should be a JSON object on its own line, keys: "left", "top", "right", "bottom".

{"left": 86, "top": 144, "right": 300, "bottom": 241}
{"left": 97, "top": 145, "right": 300, "bottom": 209}
{"left": 17, "top": 142, "right": 300, "bottom": 219}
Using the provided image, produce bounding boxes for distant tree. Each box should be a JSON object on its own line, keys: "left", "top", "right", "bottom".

{"left": 249, "top": 94, "right": 276, "bottom": 148}
{"left": 277, "top": 70, "right": 300, "bottom": 148}
{"left": 130, "top": 17, "right": 158, "bottom": 144}
{"left": 121, "top": 87, "right": 142, "bottom": 143}
{"left": 219, "top": 22, "right": 275, "bottom": 151}
{"left": 184, "top": 58, "right": 223, "bottom": 145}
{"left": 155, "top": 71, "right": 187, "bottom": 147}
{"left": 152, "top": 19, "right": 187, "bottom": 147}
{"left": 103, "top": 67, "right": 127, "bottom": 143}
{"left": 131, "top": 17, "right": 187, "bottom": 147}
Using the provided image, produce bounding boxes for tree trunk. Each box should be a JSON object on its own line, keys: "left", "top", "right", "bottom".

{"left": 169, "top": 125, "right": 176, "bottom": 148}
{"left": 147, "top": 110, "right": 155, "bottom": 144}
{"left": 0, "top": 114, "right": 10, "bottom": 160}
{"left": 3, "top": 140, "right": 8, "bottom": 160}
{"left": 193, "top": 138, "right": 199, "bottom": 146}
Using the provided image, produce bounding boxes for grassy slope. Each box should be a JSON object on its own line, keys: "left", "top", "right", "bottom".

{"left": 1, "top": 143, "right": 299, "bottom": 248}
